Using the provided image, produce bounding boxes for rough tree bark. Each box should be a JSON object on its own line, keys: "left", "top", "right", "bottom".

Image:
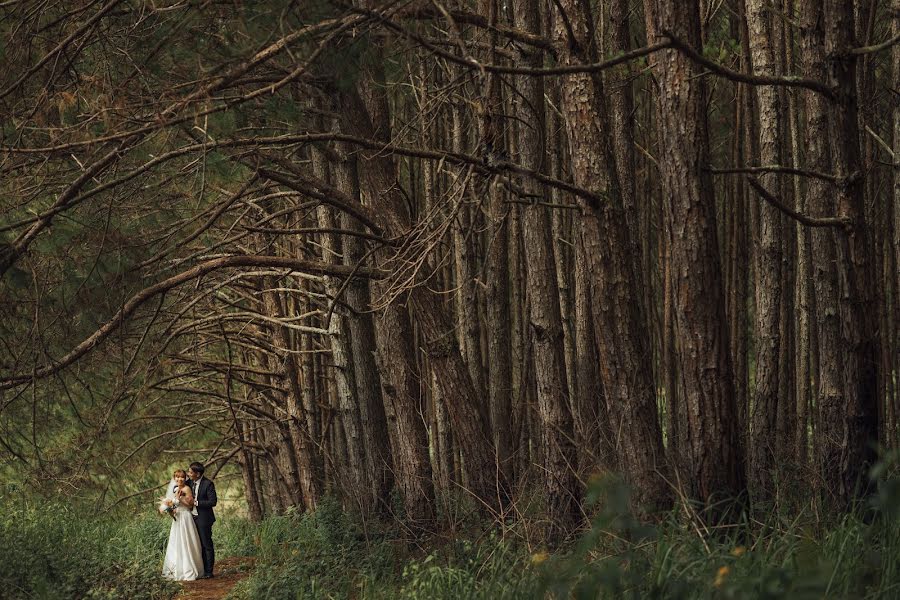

{"left": 334, "top": 148, "right": 394, "bottom": 514}
{"left": 551, "top": 0, "right": 669, "bottom": 512}
{"left": 645, "top": 0, "right": 746, "bottom": 509}
{"left": 309, "top": 144, "right": 370, "bottom": 511}
{"left": 892, "top": 0, "right": 900, "bottom": 441}
{"left": 451, "top": 98, "right": 486, "bottom": 409}
{"left": 477, "top": 0, "right": 515, "bottom": 491}
{"left": 340, "top": 77, "right": 500, "bottom": 513}
{"left": 819, "top": 0, "right": 879, "bottom": 504}
{"left": 745, "top": 0, "right": 785, "bottom": 504}
{"left": 786, "top": 8, "right": 815, "bottom": 464}
{"left": 511, "top": 0, "right": 582, "bottom": 535}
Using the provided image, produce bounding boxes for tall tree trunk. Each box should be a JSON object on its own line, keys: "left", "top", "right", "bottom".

{"left": 661, "top": 214, "right": 681, "bottom": 461}
{"left": 295, "top": 279, "right": 324, "bottom": 511}
{"left": 340, "top": 80, "right": 500, "bottom": 512}
{"left": 451, "top": 101, "right": 486, "bottom": 406}
{"left": 477, "top": 0, "right": 515, "bottom": 488}
{"left": 259, "top": 275, "right": 322, "bottom": 511}
{"left": 745, "top": 0, "right": 785, "bottom": 504}
{"left": 820, "top": 0, "right": 879, "bottom": 503}
{"left": 376, "top": 301, "right": 434, "bottom": 523}
{"left": 787, "top": 13, "right": 815, "bottom": 464}
{"left": 573, "top": 225, "right": 614, "bottom": 470}
{"left": 892, "top": 0, "right": 900, "bottom": 444}
{"left": 774, "top": 2, "right": 797, "bottom": 483}
{"left": 511, "top": 0, "right": 582, "bottom": 536}
{"left": 551, "top": 0, "right": 669, "bottom": 512}
{"left": 798, "top": 0, "right": 855, "bottom": 507}
{"left": 334, "top": 148, "right": 394, "bottom": 514}
{"left": 645, "top": 0, "right": 746, "bottom": 510}
{"left": 609, "top": 0, "right": 650, "bottom": 331}
{"left": 309, "top": 144, "right": 370, "bottom": 512}
{"left": 239, "top": 420, "right": 264, "bottom": 522}
{"left": 549, "top": 129, "right": 579, "bottom": 448}
{"left": 484, "top": 202, "right": 514, "bottom": 482}
{"left": 331, "top": 74, "right": 436, "bottom": 524}
{"left": 726, "top": 7, "right": 750, "bottom": 451}
{"left": 727, "top": 89, "right": 750, "bottom": 451}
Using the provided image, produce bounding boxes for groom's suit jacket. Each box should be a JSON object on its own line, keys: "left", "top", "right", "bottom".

{"left": 192, "top": 477, "right": 217, "bottom": 527}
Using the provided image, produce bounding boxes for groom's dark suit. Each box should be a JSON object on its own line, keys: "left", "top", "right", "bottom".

{"left": 191, "top": 476, "right": 217, "bottom": 577}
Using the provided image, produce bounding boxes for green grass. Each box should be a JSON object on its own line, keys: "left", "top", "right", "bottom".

{"left": 226, "top": 474, "right": 900, "bottom": 600}
{"left": 4, "top": 471, "right": 900, "bottom": 599}
{"left": 0, "top": 487, "right": 177, "bottom": 599}
{"left": 0, "top": 487, "right": 255, "bottom": 599}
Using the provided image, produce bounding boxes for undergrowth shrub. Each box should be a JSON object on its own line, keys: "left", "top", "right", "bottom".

{"left": 228, "top": 459, "right": 900, "bottom": 600}
{"left": 536, "top": 464, "right": 900, "bottom": 599}
{"left": 0, "top": 488, "right": 177, "bottom": 599}
{"left": 397, "top": 530, "right": 536, "bottom": 600}
{"left": 227, "top": 497, "right": 397, "bottom": 600}
{"left": 217, "top": 514, "right": 260, "bottom": 557}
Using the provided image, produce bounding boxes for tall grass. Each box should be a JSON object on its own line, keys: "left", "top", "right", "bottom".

{"left": 0, "top": 485, "right": 265, "bottom": 599}
{"left": 228, "top": 469, "right": 900, "bottom": 599}
{"left": 0, "top": 487, "right": 177, "bottom": 599}
{"left": 534, "top": 481, "right": 900, "bottom": 600}
{"left": 227, "top": 499, "right": 401, "bottom": 600}
{"left": 3, "top": 467, "right": 899, "bottom": 598}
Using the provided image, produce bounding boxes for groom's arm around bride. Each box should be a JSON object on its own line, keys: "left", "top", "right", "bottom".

{"left": 195, "top": 477, "right": 218, "bottom": 517}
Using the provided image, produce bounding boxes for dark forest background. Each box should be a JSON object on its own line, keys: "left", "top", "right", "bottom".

{"left": 0, "top": 0, "right": 899, "bottom": 597}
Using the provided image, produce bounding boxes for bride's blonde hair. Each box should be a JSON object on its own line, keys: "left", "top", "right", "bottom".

{"left": 173, "top": 468, "right": 188, "bottom": 480}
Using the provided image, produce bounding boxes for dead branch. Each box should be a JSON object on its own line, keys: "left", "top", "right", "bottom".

{"left": 746, "top": 176, "right": 852, "bottom": 230}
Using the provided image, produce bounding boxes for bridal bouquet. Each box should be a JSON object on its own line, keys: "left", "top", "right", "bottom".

{"left": 158, "top": 497, "right": 179, "bottom": 521}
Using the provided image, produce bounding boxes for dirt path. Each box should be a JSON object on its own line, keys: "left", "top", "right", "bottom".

{"left": 175, "top": 557, "right": 256, "bottom": 600}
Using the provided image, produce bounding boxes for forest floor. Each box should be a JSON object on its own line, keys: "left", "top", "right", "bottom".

{"left": 175, "top": 557, "right": 256, "bottom": 600}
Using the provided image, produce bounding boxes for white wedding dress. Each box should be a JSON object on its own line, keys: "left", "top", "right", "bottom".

{"left": 162, "top": 480, "right": 204, "bottom": 581}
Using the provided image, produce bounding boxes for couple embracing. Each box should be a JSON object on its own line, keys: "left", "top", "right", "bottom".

{"left": 160, "top": 462, "right": 218, "bottom": 581}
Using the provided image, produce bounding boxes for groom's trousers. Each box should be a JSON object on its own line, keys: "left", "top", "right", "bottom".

{"left": 194, "top": 518, "right": 215, "bottom": 575}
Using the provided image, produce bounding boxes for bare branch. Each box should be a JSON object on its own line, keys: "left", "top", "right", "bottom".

{"left": 0, "top": 140, "right": 134, "bottom": 276}
{"left": 0, "top": 255, "right": 384, "bottom": 389}
{"left": 0, "top": 0, "right": 127, "bottom": 101}
{"left": 663, "top": 32, "right": 836, "bottom": 99}
{"left": 708, "top": 165, "right": 841, "bottom": 183}
{"left": 746, "top": 176, "right": 852, "bottom": 230}
{"left": 848, "top": 32, "right": 900, "bottom": 56}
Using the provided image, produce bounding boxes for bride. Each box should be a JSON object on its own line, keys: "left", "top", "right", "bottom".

{"left": 161, "top": 468, "right": 204, "bottom": 581}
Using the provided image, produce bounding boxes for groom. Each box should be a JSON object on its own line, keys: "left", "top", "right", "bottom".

{"left": 188, "top": 461, "right": 217, "bottom": 579}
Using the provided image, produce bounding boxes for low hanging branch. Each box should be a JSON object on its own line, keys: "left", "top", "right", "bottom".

{"left": 847, "top": 32, "right": 900, "bottom": 56}
{"left": 255, "top": 167, "right": 385, "bottom": 236}
{"left": 708, "top": 165, "right": 842, "bottom": 183}
{"left": 356, "top": 1, "right": 671, "bottom": 77}
{"left": 746, "top": 176, "right": 852, "bottom": 230}
{"left": 0, "top": 140, "right": 135, "bottom": 277}
{"left": 255, "top": 139, "right": 608, "bottom": 206}
{"left": 0, "top": 255, "right": 384, "bottom": 390}
{"left": 0, "top": 0, "right": 127, "bottom": 101}
{"left": 662, "top": 32, "right": 837, "bottom": 99}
